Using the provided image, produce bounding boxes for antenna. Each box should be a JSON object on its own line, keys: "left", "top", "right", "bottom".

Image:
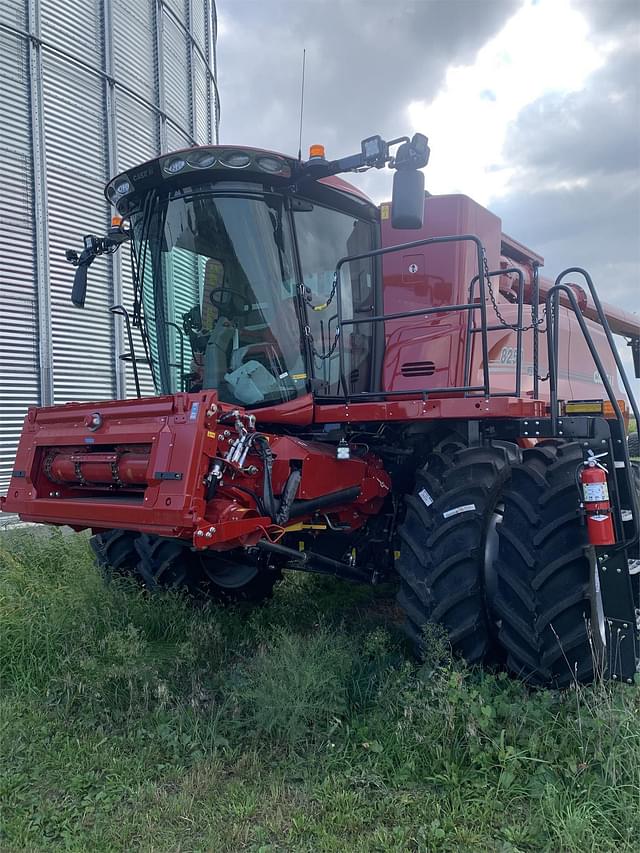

{"left": 297, "top": 49, "right": 306, "bottom": 161}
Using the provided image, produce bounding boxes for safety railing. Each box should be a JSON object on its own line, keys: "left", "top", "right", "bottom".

{"left": 547, "top": 268, "right": 640, "bottom": 548}
{"left": 466, "top": 266, "right": 525, "bottom": 398}
{"left": 333, "top": 234, "right": 524, "bottom": 401}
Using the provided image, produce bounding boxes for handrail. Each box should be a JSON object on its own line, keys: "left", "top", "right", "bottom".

{"left": 465, "top": 266, "right": 525, "bottom": 398}
{"left": 546, "top": 281, "right": 639, "bottom": 548}
{"left": 110, "top": 305, "right": 141, "bottom": 399}
{"left": 333, "top": 234, "right": 490, "bottom": 400}
{"left": 553, "top": 268, "right": 640, "bottom": 431}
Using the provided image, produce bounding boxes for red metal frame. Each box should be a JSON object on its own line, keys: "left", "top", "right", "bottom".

{"left": 2, "top": 392, "right": 391, "bottom": 548}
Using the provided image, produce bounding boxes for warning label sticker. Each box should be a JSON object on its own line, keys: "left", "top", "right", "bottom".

{"left": 418, "top": 488, "right": 433, "bottom": 507}
{"left": 443, "top": 503, "right": 476, "bottom": 519}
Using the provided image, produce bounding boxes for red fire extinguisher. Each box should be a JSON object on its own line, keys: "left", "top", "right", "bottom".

{"left": 579, "top": 455, "right": 616, "bottom": 546}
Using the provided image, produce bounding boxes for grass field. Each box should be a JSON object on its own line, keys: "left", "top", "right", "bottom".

{"left": 1, "top": 529, "right": 639, "bottom": 852}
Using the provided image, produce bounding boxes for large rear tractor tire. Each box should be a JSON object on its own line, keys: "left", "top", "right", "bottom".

{"left": 396, "top": 438, "right": 520, "bottom": 665}
{"left": 493, "top": 441, "right": 605, "bottom": 687}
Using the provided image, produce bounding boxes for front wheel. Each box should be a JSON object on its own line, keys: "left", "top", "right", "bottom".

{"left": 493, "top": 441, "right": 605, "bottom": 687}
{"left": 198, "top": 551, "right": 281, "bottom": 603}
{"left": 396, "top": 438, "right": 520, "bottom": 665}
{"left": 134, "top": 536, "right": 281, "bottom": 603}
{"left": 91, "top": 530, "right": 279, "bottom": 604}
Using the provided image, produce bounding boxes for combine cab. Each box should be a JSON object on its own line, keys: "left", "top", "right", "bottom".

{"left": 3, "top": 133, "right": 639, "bottom": 687}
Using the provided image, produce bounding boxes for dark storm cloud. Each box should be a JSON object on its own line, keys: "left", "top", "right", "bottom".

{"left": 501, "top": 42, "right": 639, "bottom": 180}
{"left": 490, "top": 1, "right": 639, "bottom": 388}
{"left": 575, "top": 0, "right": 639, "bottom": 34}
{"left": 217, "top": 0, "right": 522, "bottom": 157}
{"left": 216, "top": 0, "right": 639, "bottom": 346}
{"left": 493, "top": 172, "right": 639, "bottom": 303}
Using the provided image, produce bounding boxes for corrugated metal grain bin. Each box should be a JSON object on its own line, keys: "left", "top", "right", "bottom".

{"left": 0, "top": 0, "right": 219, "bottom": 498}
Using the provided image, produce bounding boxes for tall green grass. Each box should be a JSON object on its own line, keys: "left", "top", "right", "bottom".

{"left": 1, "top": 528, "right": 639, "bottom": 851}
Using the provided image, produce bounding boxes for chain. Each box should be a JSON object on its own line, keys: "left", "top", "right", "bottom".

{"left": 305, "top": 325, "right": 340, "bottom": 361}
{"left": 480, "top": 252, "right": 550, "bottom": 383}
{"left": 302, "top": 271, "right": 340, "bottom": 360}
{"left": 309, "top": 272, "right": 338, "bottom": 312}
{"left": 482, "top": 252, "right": 546, "bottom": 333}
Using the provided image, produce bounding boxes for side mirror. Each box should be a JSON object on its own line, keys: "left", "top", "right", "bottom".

{"left": 71, "top": 262, "right": 90, "bottom": 307}
{"left": 391, "top": 168, "right": 425, "bottom": 229}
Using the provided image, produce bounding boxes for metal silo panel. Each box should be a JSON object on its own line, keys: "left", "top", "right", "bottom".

{"left": 0, "top": 25, "right": 39, "bottom": 495}
{"left": 165, "top": 0, "right": 188, "bottom": 20}
{"left": 0, "top": 0, "right": 218, "bottom": 497}
{"left": 162, "top": 13, "right": 191, "bottom": 135}
{"left": 192, "top": 53, "right": 209, "bottom": 145}
{"left": 190, "top": 0, "right": 207, "bottom": 55}
{"left": 166, "top": 124, "right": 194, "bottom": 152}
{"left": 115, "top": 91, "right": 158, "bottom": 171}
{"left": 0, "top": 0, "right": 27, "bottom": 28}
{"left": 112, "top": 0, "right": 156, "bottom": 104}
{"left": 41, "top": 0, "right": 104, "bottom": 63}
{"left": 42, "top": 52, "right": 115, "bottom": 404}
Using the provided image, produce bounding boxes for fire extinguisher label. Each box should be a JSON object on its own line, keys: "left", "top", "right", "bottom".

{"left": 583, "top": 482, "right": 609, "bottom": 502}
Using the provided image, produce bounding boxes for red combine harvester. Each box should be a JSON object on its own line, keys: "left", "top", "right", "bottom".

{"left": 3, "top": 133, "right": 639, "bottom": 687}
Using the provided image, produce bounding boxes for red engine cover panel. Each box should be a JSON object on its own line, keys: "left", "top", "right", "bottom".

{"left": 380, "top": 194, "right": 502, "bottom": 394}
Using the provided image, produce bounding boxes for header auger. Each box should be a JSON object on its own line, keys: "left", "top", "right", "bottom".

{"left": 3, "top": 131, "right": 639, "bottom": 688}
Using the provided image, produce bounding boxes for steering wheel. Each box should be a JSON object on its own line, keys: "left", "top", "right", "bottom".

{"left": 208, "top": 287, "right": 246, "bottom": 318}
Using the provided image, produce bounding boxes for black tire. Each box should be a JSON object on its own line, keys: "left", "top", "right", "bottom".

{"left": 198, "top": 551, "right": 281, "bottom": 603}
{"left": 135, "top": 534, "right": 279, "bottom": 603}
{"left": 493, "top": 441, "right": 602, "bottom": 687}
{"left": 134, "top": 534, "right": 202, "bottom": 593}
{"left": 628, "top": 432, "right": 639, "bottom": 459}
{"left": 396, "top": 439, "right": 520, "bottom": 664}
{"left": 90, "top": 529, "right": 139, "bottom": 579}
{"left": 91, "top": 530, "right": 280, "bottom": 604}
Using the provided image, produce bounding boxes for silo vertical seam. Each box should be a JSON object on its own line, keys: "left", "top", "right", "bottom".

{"left": 204, "top": 0, "right": 216, "bottom": 143}
{"left": 187, "top": 0, "right": 197, "bottom": 142}
{"left": 27, "top": 0, "right": 53, "bottom": 407}
{"left": 212, "top": 0, "right": 219, "bottom": 138}
{"left": 155, "top": 0, "right": 167, "bottom": 151}
{"left": 102, "top": 0, "right": 125, "bottom": 398}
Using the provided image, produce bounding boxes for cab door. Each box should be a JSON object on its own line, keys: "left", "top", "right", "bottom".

{"left": 294, "top": 202, "right": 376, "bottom": 396}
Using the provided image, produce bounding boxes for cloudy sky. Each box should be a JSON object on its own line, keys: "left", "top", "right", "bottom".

{"left": 217, "top": 0, "right": 639, "bottom": 390}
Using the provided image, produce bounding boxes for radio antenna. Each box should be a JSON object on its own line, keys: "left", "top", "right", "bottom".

{"left": 297, "top": 49, "right": 306, "bottom": 161}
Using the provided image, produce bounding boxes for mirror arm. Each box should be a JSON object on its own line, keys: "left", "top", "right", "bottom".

{"left": 66, "top": 228, "right": 131, "bottom": 307}
{"left": 294, "top": 133, "right": 429, "bottom": 183}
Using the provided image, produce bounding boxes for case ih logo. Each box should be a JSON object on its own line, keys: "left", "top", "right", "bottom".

{"left": 131, "top": 166, "right": 154, "bottom": 182}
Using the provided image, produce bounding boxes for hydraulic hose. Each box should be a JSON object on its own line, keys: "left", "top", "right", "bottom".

{"left": 289, "top": 485, "right": 361, "bottom": 519}
{"left": 275, "top": 468, "right": 302, "bottom": 526}
{"left": 254, "top": 435, "right": 277, "bottom": 520}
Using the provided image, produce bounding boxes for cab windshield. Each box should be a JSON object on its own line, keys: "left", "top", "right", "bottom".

{"left": 134, "top": 190, "right": 306, "bottom": 407}
{"left": 132, "top": 186, "right": 376, "bottom": 405}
